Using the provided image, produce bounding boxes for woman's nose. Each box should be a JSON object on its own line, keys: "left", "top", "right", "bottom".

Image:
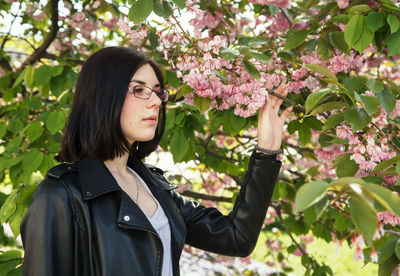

{"left": 147, "top": 90, "right": 162, "bottom": 107}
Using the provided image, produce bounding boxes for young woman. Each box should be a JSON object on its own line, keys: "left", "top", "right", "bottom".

{"left": 21, "top": 46, "right": 292, "bottom": 275}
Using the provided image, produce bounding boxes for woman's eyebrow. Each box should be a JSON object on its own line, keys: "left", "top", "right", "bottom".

{"left": 131, "top": 79, "right": 145, "bottom": 84}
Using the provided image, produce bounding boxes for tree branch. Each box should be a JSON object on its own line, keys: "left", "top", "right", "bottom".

{"left": 19, "top": 0, "right": 60, "bottom": 70}
{"left": 268, "top": 90, "right": 305, "bottom": 113}
{"left": 182, "top": 190, "right": 232, "bottom": 203}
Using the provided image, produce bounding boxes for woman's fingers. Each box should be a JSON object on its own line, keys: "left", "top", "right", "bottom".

{"left": 280, "top": 105, "right": 293, "bottom": 122}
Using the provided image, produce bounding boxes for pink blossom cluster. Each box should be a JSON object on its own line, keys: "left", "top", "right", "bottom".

{"left": 159, "top": 32, "right": 183, "bottom": 48}
{"left": 377, "top": 210, "right": 400, "bottom": 226}
{"left": 101, "top": 17, "right": 119, "bottom": 29}
{"left": 189, "top": 11, "right": 224, "bottom": 38}
{"left": 117, "top": 20, "right": 147, "bottom": 40}
{"left": 202, "top": 171, "right": 234, "bottom": 193}
{"left": 265, "top": 13, "right": 291, "bottom": 35}
{"left": 300, "top": 50, "right": 363, "bottom": 75}
{"left": 314, "top": 144, "right": 343, "bottom": 162}
{"left": 249, "top": 0, "right": 291, "bottom": 9}
{"left": 66, "top": 12, "right": 99, "bottom": 40}
{"left": 176, "top": 52, "right": 285, "bottom": 116}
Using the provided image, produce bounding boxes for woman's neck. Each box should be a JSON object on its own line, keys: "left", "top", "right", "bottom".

{"left": 104, "top": 152, "right": 130, "bottom": 176}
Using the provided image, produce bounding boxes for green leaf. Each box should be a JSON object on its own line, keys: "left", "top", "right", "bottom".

{"left": 330, "top": 177, "right": 365, "bottom": 191}
{"left": 362, "top": 183, "right": 400, "bottom": 217}
{"left": 322, "top": 113, "right": 344, "bottom": 130}
{"left": 26, "top": 121, "right": 43, "bottom": 143}
{"left": 46, "top": 110, "right": 66, "bottom": 134}
{"left": 334, "top": 214, "right": 352, "bottom": 233}
{"left": 193, "top": 94, "right": 211, "bottom": 113}
{"left": 248, "top": 38, "right": 269, "bottom": 47}
{"left": 0, "top": 191, "right": 18, "bottom": 223}
{"left": 305, "top": 64, "right": 337, "bottom": 82}
{"left": 379, "top": 254, "right": 399, "bottom": 276}
{"left": 366, "top": 79, "right": 384, "bottom": 93}
{"left": 377, "top": 87, "right": 396, "bottom": 114}
{"left": 343, "top": 76, "right": 367, "bottom": 93}
{"left": 349, "top": 196, "right": 377, "bottom": 242}
{"left": 171, "top": 0, "right": 185, "bottom": 9}
{"left": 376, "top": 235, "right": 398, "bottom": 264}
{"left": 176, "top": 83, "right": 193, "bottom": 99}
{"left": 165, "top": 70, "right": 180, "bottom": 88}
{"left": 395, "top": 239, "right": 400, "bottom": 260}
{"left": 353, "top": 21, "right": 374, "bottom": 53}
{"left": 305, "top": 88, "right": 331, "bottom": 114}
{"left": 304, "top": 116, "right": 323, "bottom": 130}
{"left": 374, "top": 155, "right": 400, "bottom": 173}
{"left": 344, "top": 14, "right": 364, "bottom": 46}
{"left": 129, "top": 0, "right": 154, "bottom": 25}
{"left": 33, "top": 65, "right": 53, "bottom": 86}
{"left": 366, "top": 12, "right": 386, "bottom": 32}
{"left": 298, "top": 122, "right": 312, "bottom": 145}
{"left": 287, "top": 120, "right": 300, "bottom": 134}
{"left": 396, "top": 163, "right": 400, "bottom": 175}
{"left": 356, "top": 95, "right": 378, "bottom": 116}
{"left": 7, "top": 119, "right": 24, "bottom": 134}
{"left": 0, "top": 259, "right": 20, "bottom": 275}
{"left": 0, "top": 250, "right": 21, "bottom": 261}
{"left": 310, "top": 101, "right": 346, "bottom": 115}
{"left": 247, "top": 50, "right": 269, "bottom": 63}
{"left": 24, "top": 66, "right": 34, "bottom": 88}
{"left": 220, "top": 48, "right": 240, "bottom": 59}
{"left": 294, "top": 181, "right": 329, "bottom": 213}
{"left": 348, "top": 4, "right": 372, "bottom": 13}
{"left": 170, "top": 128, "right": 189, "bottom": 162}
{"left": 153, "top": 0, "right": 173, "bottom": 18}
{"left": 51, "top": 65, "right": 63, "bottom": 76}
{"left": 284, "top": 30, "right": 309, "bottom": 50}
{"left": 330, "top": 14, "right": 349, "bottom": 24}
{"left": 386, "top": 29, "right": 400, "bottom": 57}
{"left": 334, "top": 153, "right": 359, "bottom": 177}
{"left": 343, "top": 106, "right": 371, "bottom": 131}
{"left": 329, "top": 32, "right": 349, "bottom": 54}
{"left": 317, "top": 39, "right": 334, "bottom": 61}
{"left": 0, "top": 122, "right": 7, "bottom": 139}
{"left": 387, "top": 14, "right": 400, "bottom": 34}
{"left": 22, "top": 149, "right": 44, "bottom": 173}
{"left": 241, "top": 60, "right": 260, "bottom": 79}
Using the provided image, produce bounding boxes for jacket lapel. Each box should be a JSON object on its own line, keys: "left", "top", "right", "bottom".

{"left": 128, "top": 156, "right": 186, "bottom": 274}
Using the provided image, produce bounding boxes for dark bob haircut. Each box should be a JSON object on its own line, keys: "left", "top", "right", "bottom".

{"left": 56, "top": 47, "right": 166, "bottom": 162}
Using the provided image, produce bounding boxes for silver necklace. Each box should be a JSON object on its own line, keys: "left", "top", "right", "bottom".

{"left": 132, "top": 175, "right": 140, "bottom": 205}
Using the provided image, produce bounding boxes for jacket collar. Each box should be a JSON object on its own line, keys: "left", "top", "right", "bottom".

{"left": 76, "top": 155, "right": 176, "bottom": 201}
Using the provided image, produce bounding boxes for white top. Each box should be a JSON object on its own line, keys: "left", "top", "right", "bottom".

{"left": 127, "top": 167, "right": 173, "bottom": 276}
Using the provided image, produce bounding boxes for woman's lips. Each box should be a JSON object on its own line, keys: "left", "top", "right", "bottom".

{"left": 143, "top": 115, "right": 158, "bottom": 124}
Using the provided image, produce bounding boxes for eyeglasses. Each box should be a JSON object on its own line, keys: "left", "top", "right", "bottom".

{"left": 127, "top": 84, "right": 169, "bottom": 102}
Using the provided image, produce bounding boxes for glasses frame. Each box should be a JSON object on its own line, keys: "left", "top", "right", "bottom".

{"left": 127, "top": 84, "right": 169, "bottom": 102}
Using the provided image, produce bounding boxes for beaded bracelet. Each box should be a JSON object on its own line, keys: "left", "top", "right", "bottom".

{"left": 254, "top": 144, "right": 282, "bottom": 155}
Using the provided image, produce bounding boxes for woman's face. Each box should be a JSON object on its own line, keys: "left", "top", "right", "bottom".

{"left": 120, "top": 63, "right": 162, "bottom": 145}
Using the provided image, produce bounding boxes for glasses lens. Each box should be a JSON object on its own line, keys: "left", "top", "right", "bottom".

{"left": 157, "top": 89, "right": 169, "bottom": 102}
{"left": 132, "top": 85, "right": 152, "bottom": 99}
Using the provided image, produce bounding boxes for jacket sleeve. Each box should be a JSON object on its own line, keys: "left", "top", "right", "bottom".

{"left": 171, "top": 151, "right": 281, "bottom": 257}
{"left": 20, "top": 177, "right": 76, "bottom": 276}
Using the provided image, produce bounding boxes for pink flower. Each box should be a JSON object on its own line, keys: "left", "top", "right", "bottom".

{"left": 370, "top": 249, "right": 379, "bottom": 263}
{"left": 359, "top": 160, "right": 376, "bottom": 171}
{"left": 72, "top": 12, "right": 86, "bottom": 22}
{"left": 377, "top": 210, "right": 400, "bottom": 226}
{"left": 249, "top": 0, "right": 291, "bottom": 9}
{"left": 102, "top": 17, "right": 119, "bottom": 29}
{"left": 337, "top": 0, "right": 349, "bottom": 9}
{"left": 354, "top": 245, "right": 364, "bottom": 262}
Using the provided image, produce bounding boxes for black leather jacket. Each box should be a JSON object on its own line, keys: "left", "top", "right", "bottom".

{"left": 21, "top": 152, "right": 281, "bottom": 276}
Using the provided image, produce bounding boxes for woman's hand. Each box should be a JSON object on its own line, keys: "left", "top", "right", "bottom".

{"left": 257, "top": 82, "right": 293, "bottom": 150}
